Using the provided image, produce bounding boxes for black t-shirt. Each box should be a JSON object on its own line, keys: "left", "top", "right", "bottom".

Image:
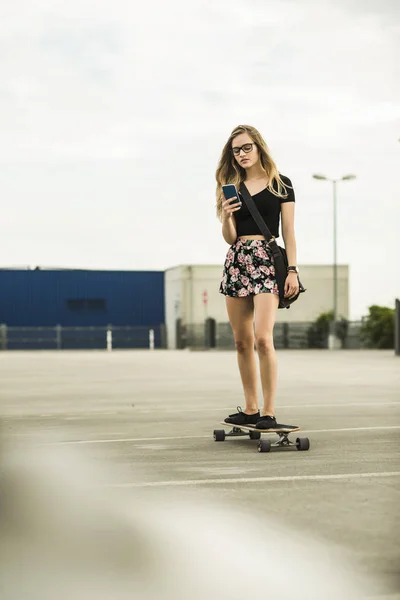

{"left": 234, "top": 174, "right": 295, "bottom": 238}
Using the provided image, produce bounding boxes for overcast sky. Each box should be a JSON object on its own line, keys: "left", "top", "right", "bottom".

{"left": 1, "top": 0, "right": 399, "bottom": 319}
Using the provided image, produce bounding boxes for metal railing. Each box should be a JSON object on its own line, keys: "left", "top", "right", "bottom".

{"left": 179, "top": 320, "right": 366, "bottom": 350}
{"left": 0, "top": 320, "right": 369, "bottom": 351}
{"left": 0, "top": 324, "right": 167, "bottom": 351}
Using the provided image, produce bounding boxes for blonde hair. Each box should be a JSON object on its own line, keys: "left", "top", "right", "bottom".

{"left": 215, "top": 124, "right": 292, "bottom": 221}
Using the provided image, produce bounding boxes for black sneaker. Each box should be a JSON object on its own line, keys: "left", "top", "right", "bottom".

{"left": 256, "top": 415, "right": 278, "bottom": 430}
{"left": 224, "top": 406, "right": 260, "bottom": 426}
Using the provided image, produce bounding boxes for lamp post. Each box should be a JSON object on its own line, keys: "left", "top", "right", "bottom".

{"left": 312, "top": 173, "right": 356, "bottom": 347}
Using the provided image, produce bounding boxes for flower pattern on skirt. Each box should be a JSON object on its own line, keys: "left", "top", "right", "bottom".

{"left": 219, "top": 239, "right": 279, "bottom": 298}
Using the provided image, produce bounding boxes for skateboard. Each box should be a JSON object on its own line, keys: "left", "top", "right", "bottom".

{"left": 213, "top": 422, "right": 310, "bottom": 453}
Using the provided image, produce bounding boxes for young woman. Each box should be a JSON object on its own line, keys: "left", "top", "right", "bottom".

{"left": 216, "top": 125, "right": 299, "bottom": 430}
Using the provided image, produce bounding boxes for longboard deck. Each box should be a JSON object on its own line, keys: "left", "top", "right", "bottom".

{"left": 220, "top": 422, "right": 300, "bottom": 434}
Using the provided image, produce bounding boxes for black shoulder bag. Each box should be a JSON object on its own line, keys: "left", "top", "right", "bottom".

{"left": 239, "top": 182, "right": 306, "bottom": 309}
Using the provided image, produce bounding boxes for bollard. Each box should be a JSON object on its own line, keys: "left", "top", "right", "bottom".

{"left": 55, "top": 325, "right": 62, "bottom": 350}
{"left": 149, "top": 329, "right": 155, "bottom": 350}
{"left": 106, "top": 327, "right": 112, "bottom": 352}
{"left": 0, "top": 323, "right": 7, "bottom": 350}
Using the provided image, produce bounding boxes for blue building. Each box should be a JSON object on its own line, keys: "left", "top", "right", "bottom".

{"left": 0, "top": 269, "right": 165, "bottom": 349}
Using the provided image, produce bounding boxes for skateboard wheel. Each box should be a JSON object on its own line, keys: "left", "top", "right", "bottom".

{"left": 296, "top": 437, "right": 310, "bottom": 451}
{"left": 258, "top": 439, "right": 271, "bottom": 453}
{"left": 249, "top": 430, "right": 261, "bottom": 440}
{"left": 214, "top": 429, "right": 225, "bottom": 442}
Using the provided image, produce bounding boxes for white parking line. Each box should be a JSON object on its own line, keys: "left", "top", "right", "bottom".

{"left": 52, "top": 425, "right": 400, "bottom": 445}
{"left": 2, "top": 401, "right": 399, "bottom": 420}
{"left": 128, "top": 402, "right": 400, "bottom": 414}
{"left": 105, "top": 471, "right": 400, "bottom": 488}
{"left": 304, "top": 425, "right": 400, "bottom": 434}
{"left": 54, "top": 434, "right": 206, "bottom": 444}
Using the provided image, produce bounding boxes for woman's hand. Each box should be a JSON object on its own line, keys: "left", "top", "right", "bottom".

{"left": 284, "top": 272, "right": 299, "bottom": 299}
{"left": 222, "top": 197, "right": 242, "bottom": 220}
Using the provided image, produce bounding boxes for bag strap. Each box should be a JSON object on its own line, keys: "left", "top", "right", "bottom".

{"left": 239, "top": 182, "right": 305, "bottom": 306}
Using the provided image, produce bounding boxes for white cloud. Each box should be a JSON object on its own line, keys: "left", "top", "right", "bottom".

{"left": 1, "top": 0, "right": 399, "bottom": 318}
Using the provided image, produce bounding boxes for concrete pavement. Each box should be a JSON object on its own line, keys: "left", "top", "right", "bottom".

{"left": 1, "top": 349, "right": 399, "bottom": 598}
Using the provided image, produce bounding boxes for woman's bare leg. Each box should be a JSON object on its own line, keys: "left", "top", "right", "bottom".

{"left": 225, "top": 296, "right": 258, "bottom": 414}
{"left": 253, "top": 293, "right": 279, "bottom": 416}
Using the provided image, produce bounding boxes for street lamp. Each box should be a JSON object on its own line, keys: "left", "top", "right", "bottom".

{"left": 312, "top": 173, "right": 356, "bottom": 345}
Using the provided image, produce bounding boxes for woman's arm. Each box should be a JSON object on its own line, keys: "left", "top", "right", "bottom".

{"left": 281, "top": 202, "right": 297, "bottom": 266}
{"left": 222, "top": 214, "right": 238, "bottom": 245}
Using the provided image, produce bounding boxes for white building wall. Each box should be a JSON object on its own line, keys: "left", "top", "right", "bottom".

{"left": 165, "top": 264, "right": 349, "bottom": 348}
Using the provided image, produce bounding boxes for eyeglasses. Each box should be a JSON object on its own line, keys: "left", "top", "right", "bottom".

{"left": 232, "top": 143, "right": 255, "bottom": 156}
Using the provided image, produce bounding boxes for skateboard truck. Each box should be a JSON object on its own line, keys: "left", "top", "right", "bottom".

{"left": 275, "top": 432, "right": 293, "bottom": 446}
{"left": 225, "top": 427, "right": 253, "bottom": 438}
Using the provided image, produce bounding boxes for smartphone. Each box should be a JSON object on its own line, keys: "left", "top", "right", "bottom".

{"left": 222, "top": 184, "right": 242, "bottom": 207}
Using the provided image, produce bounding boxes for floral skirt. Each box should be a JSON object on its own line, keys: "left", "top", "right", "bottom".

{"left": 219, "top": 239, "right": 279, "bottom": 298}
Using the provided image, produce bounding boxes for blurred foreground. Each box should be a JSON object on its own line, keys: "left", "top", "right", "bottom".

{"left": 0, "top": 431, "right": 377, "bottom": 600}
